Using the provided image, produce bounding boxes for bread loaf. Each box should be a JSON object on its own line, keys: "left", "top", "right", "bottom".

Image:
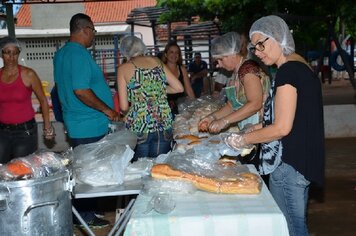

{"left": 151, "top": 164, "right": 261, "bottom": 194}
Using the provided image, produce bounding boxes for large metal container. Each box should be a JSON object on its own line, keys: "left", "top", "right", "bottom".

{"left": 0, "top": 171, "right": 73, "bottom": 236}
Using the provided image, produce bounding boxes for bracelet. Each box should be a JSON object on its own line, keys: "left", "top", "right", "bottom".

{"left": 43, "top": 124, "right": 55, "bottom": 136}
{"left": 222, "top": 118, "right": 230, "bottom": 125}
{"left": 209, "top": 114, "right": 217, "bottom": 120}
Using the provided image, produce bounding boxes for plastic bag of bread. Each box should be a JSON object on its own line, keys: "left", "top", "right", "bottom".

{"left": 151, "top": 151, "right": 262, "bottom": 194}
{"left": 0, "top": 151, "right": 69, "bottom": 181}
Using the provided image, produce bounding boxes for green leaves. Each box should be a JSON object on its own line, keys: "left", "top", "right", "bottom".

{"left": 156, "top": 0, "right": 355, "bottom": 50}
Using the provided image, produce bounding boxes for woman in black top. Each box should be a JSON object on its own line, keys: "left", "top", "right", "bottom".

{"left": 162, "top": 41, "right": 195, "bottom": 114}
{"left": 225, "top": 15, "right": 325, "bottom": 236}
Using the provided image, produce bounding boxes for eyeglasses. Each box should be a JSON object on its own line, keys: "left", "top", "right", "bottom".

{"left": 2, "top": 50, "right": 20, "bottom": 56}
{"left": 86, "top": 26, "right": 97, "bottom": 33}
{"left": 249, "top": 37, "right": 269, "bottom": 53}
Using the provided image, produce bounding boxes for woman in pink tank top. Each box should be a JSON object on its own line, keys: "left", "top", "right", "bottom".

{"left": 0, "top": 37, "right": 54, "bottom": 163}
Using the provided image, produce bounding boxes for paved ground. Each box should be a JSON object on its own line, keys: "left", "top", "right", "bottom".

{"left": 308, "top": 137, "right": 356, "bottom": 236}
{"left": 321, "top": 78, "right": 355, "bottom": 105}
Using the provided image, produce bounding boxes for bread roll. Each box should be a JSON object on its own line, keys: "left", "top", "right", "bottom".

{"left": 175, "top": 134, "right": 201, "bottom": 141}
{"left": 218, "top": 156, "right": 237, "bottom": 167}
{"left": 151, "top": 164, "right": 261, "bottom": 194}
{"left": 175, "top": 135, "right": 209, "bottom": 143}
{"left": 240, "top": 146, "right": 255, "bottom": 157}
{"left": 188, "top": 140, "right": 201, "bottom": 146}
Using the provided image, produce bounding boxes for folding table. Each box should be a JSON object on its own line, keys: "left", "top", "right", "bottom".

{"left": 72, "top": 179, "right": 143, "bottom": 236}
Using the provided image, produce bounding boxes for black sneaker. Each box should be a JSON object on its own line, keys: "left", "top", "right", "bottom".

{"left": 86, "top": 216, "right": 110, "bottom": 229}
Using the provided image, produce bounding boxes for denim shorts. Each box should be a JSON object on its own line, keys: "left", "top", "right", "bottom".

{"left": 133, "top": 128, "right": 173, "bottom": 160}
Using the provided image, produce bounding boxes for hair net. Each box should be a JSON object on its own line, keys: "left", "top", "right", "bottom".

{"left": 0, "top": 36, "right": 21, "bottom": 56}
{"left": 249, "top": 15, "right": 295, "bottom": 55}
{"left": 120, "top": 35, "right": 146, "bottom": 59}
{"left": 211, "top": 32, "right": 243, "bottom": 58}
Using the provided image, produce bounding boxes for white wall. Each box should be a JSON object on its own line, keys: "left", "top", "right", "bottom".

{"left": 134, "top": 25, "right": 154, "bottom": 47}
{"left": 31, "top": 3, "right": 84, "bottom": 29}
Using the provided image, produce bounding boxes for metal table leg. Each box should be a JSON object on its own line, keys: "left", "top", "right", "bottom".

{"left": 72, "top": 206, "right": 96, "bottom": 236}
{"left": 108, "top": 198, "right": 135, "bottom": 236}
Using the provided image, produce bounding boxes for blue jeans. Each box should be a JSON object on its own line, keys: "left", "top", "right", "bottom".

{"left": 269, "top": 162, "right": 310, "bottom": 236}
{"left": 192, "top": 79, "right": 203, "bottom": 98}
{"left": 0, "top": 119, "right": 38, "bottom": 164}
{"left": 133, "top": 128, "right": 173, "bottom": 161}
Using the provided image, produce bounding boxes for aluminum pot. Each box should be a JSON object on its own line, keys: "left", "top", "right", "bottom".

{"left": 0, "top": 171, "right": 73, "bottom": 236}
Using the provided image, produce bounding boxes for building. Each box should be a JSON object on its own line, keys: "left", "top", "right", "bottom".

{"left": 0, "top": 0, "right": 156, "bottom": 88}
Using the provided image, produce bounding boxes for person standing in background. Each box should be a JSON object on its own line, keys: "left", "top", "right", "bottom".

{"left": 54, "top": 13, "right": 119, "bottom": 228}
{"left": 225, "top": 15, "right": 325, "bottom": 236}
{"left": 162, "top": 41, "right": 195, "bottom": 114}
{"left": 117, "top": 35, "right": 183, "bottom": 161}
{"left": 188, "top": 52, "right": 208, "bottom": 97}
{"left": 0, "top": 37, "right": 54, "bottom": 163}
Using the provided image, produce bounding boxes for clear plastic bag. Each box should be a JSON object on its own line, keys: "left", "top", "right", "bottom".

{"left": 73, "top": 133, "right": 135, "bottom": 186}
{"left": 0, "top": 151, "right": 69, "bottom": 181}
{"left": 103, "top": 128, "right": 137, "bottom": 150}
{"left": 124, "top": 158, "right": 154, "bottom": 181}
{"left": 166, "top": 150, "right": 249, "bottom": 180}
{"left": 142, "top": 178, "right": 197, "bottom": 196}
{"left": 151, "top": 150, "right": 262, "bottom": 194}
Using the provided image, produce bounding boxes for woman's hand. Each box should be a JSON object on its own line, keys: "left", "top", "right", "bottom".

{"left": 224, "top": 133, "right": 247, "bottom": 150}
{"left": 43, "top": 124, "right": 55, "bottom": 140}
{"left": 198, "top": 114, "right": 215, "bottom": 132}
{"left": 208, "top": 118, "right": 229, "bottom": 133}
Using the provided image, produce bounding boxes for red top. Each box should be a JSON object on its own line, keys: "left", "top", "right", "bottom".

{"left": 0, "top": 66, "right": 35, "bottom": 124}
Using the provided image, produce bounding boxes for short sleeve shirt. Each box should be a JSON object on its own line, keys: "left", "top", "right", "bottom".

{"left": 188, "top": 61, "right": 208, "bottom": 79}
{"left": 275, "top": 61, "right": 325, "bottom": 186}
{"left": 54, "top": 42, "right": 113, "bottom": 138}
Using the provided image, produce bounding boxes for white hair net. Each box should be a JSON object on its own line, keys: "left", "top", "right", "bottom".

{"left": 249, "top": 15, "right": 295, "bottom": 55}
{"left": 0, "top": 36, "right": 21, "bottom": 56}
{"left": 120, "top": 35, "right": 146, "bottom": 59}
{"left": 211, "top": 32, "right": 243, "bottom": 57}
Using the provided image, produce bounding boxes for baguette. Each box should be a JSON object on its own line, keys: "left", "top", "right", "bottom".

{"left": 151, "top": 164, "right": 261, "bottom": 194}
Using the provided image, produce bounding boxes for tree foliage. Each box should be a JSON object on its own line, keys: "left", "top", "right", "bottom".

{"left": 157, "top": 0, "right": 356, "bottom": 53}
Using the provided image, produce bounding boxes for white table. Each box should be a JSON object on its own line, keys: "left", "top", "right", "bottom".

{"left": 124, "top": 165, "right": 289, "bottom": 236}
{"left": 72, "top": 179, "right": 143, "bottom": 236}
